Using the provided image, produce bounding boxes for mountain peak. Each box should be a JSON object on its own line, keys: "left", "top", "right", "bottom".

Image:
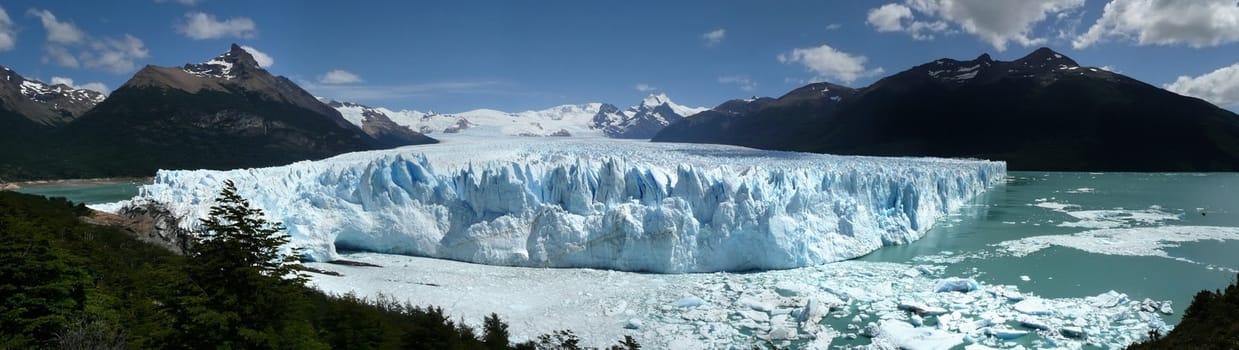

{"left": 642, "top": 93, "right": 671, "bottom": 107}
{"left": 182, "top": 44, "right": 262, "bottom": 80}
{"left": 976, "top": 53, "right": 992, "bottom": 62}
{"left": 1015, "top": 47, "right": 1078, "bottom": 68}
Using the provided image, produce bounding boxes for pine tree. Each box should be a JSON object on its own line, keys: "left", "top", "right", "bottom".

{"left": 482, "top": 312, "right": 510, "bottom": 349}
{"left": 0, "top": 221, "right": 89, "bottom": 348}
{"left": 165, "top": 180, "right": 322, "bottom": 349}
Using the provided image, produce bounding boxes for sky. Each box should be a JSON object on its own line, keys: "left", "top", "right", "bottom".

{"left": 1, "top": 0, "right": 1237, "bottom": 112}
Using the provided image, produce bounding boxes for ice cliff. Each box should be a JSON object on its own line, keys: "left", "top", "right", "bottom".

{"left": 102, "top": 137, "right": 1005, "bottom": 273}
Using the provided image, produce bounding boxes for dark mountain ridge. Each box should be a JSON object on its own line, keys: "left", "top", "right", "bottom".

{"left": 0, "top": 44, "right": 435, "bottom": 181}
{"left": 654, "top": 48, "right": 1239, "bottom": 171}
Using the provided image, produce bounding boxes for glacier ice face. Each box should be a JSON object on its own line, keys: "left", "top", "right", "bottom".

{"left": 105, "top": 137, "right": 1005, "bottom": 273}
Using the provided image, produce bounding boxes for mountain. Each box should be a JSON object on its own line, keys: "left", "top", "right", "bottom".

{"left": 0, "top": 66, "right": 105, "bottom": 132}
{"left": 0, "top": 44, "right": 435, "bottom": 180}
{"left": 326, "top": 93, "right": 707, "bottom": 139}
{"left": 653, "top": 48, "right": 1239, "bottom": 171}
{"left": 320, "top": 100, "right": 436, "bottom": 146}
{"left": 653, "top": 83, "right": 853, "bottom": 147}
{"left": 593, "top": 93, "right": 709, "bottom": 138}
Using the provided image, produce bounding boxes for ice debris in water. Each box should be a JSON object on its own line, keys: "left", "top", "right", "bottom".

{"left": 307, "top": 254, "right": 1175, "bottom": 349}
{"left": 100, "top": 137, "right": 1004, "bottom": 273}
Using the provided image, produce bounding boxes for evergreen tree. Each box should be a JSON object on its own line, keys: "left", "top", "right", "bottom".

{"left": 0, "top": 213, "right": 90, "bottom": 348}
{"left": 164, "top": 180, "right": 322, "bottom": 349}
{"left": 483, "top": 312, "right": 510, "bottom": 349}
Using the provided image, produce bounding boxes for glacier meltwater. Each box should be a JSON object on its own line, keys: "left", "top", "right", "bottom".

{"left": 104, "top": 137, "right": 1005, "bottom": 273}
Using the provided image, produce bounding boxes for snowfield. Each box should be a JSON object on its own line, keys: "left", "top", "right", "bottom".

{"left": 97, "top": 136, "right": 1004, "bottom": 272}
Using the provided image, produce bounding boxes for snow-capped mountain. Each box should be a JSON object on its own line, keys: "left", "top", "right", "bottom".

{"left": 16, "top": 44, "right": 436, "bottom": 178}
{"left": 0, "top": 66, "right": 106, "bottom": 126}
{"left": 327, "top": 93, "right": 708, "bottom": 139}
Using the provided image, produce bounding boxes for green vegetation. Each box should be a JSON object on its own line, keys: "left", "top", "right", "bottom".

{"left": 1128, "top": 273, "right": 1239, "bottom": 349}
{"left": 0, "top": 184, "right": 637, "bottom": 349}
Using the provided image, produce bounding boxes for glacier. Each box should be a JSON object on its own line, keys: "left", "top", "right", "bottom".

{"left": 101, "top": 136, "right": 1005, "bottom": 273}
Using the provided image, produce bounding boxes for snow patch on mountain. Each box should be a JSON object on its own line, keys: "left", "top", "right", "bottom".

{"left": 324, "top": 94, "right": 708, "bottom": 139}
{"left": 17, "top": 78, "right": 105, "bottom": 104}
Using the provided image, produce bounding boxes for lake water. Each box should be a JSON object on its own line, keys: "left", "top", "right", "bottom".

{"left": 861, "top": 172, "right": 1239, "bottom": 325}
{"left": 25, "top": 172, "right": 1239, "bottom": 348}
{"left": 13, "top": 181, "right": 146, "bottom": 204}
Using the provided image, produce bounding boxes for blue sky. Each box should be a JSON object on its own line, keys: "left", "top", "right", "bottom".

{"left": 1, "top": 0, "right": 1238, "bottom": 112}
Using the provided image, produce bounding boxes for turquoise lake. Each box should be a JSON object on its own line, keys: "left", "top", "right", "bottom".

{"left": 860, "top": 172, "right": 1239, "bottom": 325}
{"left": 13, "top": 181, "right": 147, "bottom": 205}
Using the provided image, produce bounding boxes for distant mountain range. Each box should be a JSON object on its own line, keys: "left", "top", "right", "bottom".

{"left": 324, "top": 93, "right": 708, "bottom": 139}
{"left": 654, "top": 47, "right": 1239, "bottom": 171}
{"left": 4, "top": 44, "right": 1237, "bottom": 180}
{"left": 0, "top": 44, "right": 435, "bottom": 181}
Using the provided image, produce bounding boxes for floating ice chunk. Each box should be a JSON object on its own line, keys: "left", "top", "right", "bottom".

{"left": 860, "top": 322, "right": 880, "bottom": 337}
{"left": 671, "top": 296, "right": 706, "bottom": 308}
{"left": 1013, "top": 298, "right": 1052, "bottom": 315}
{"left": 1060, "top": 326, "right": 1085, "bottom": 338}
{"left": 1086, "top": 290, "right": 1130, "bottom": 308}
{"left": 738, "top": 296, "right": 775, "bottom": 312}
{"left": 1058, "top": 208, "right": 1181, "bottom": 229}
{"left": 624, "top": 318, "right": 642, "bottom": 329}
{"left": 1020, "top": 275, "right": 1031, "bottom": 282}
{"left": 985, "top": 327, "right": 1029, "bottom": 340}
{"left": 795, "top": 298, "right": 829, "bottom": 325}
{"left": 774, "top": 282, "right": 810, "bottom": 296}
{"left": 909, "top": 314, "right": 923, "bottom": 326}
{"left": 1018, "top": 316, "right": 1050, "bottom": 330}
{"left": 1139, "top": 298, "right": 1174, "bottom": 315}
{"left": 874, "top": 320, "right": 965, "bottom": 350}
{"left": 1065, "top": 188, "right": 1095, "bottom": 193}
{"left": 898, "top": 301, "right": 949, "bottom": 316}
{"left": 934, "top": 278, "right": 979, "bottom": 293}
{"left": 768, "top": 326, "right": 797, "bottom": 340}
{"left": 1032, "top": 201, "right": 1077, "bottom": 211}
{"left": 995, "top": 226, "right": 1239, "bottom": 260}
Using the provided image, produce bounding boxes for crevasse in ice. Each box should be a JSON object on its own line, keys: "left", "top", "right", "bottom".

{"left": 106, "top": 137, "right": 1005, "bottom": 273}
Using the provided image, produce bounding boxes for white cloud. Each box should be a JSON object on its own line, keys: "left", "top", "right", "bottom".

{"left": 867, "top": 0, "right": 1085, "bottom": 50}
{"left": 1166, "top": 63, "right": 1239, "bottom": 107}
{"left": 702, "top": 29, "right": 725, "bottom": 47}
{"left": 865, "top": 3, "right": 949, "bottom": 40}
{"left": 826, "top": 23, "right": 843, "bottom": 30}
{"left": 50, "top": 76, "right": 109, "bottom": 94}
{"left": 43, "top": 45, "right": 79, "bottom": 68}
{"left": 80, "top": 34, "right": 150, "bottom": 74}
{"left": 717, "top": 75, "right": 757, "bottom": 92}
{"left": 867, "top": 4, "right": 914, "bottom": 32}
{"left": 239, "top": 45, "right": 273, "bottom": 68}
{"left": 175, "top": 12, "right": 256, "bottom": 40}
{"left": 25, "top": 9, "right": 149, "bottom": 74}
{"left": 635, "top": 83, "right": 657, "bottom": 92}
{"left": 1073, "top": 0, "right": 1239, "bottom": 49}
{"left": 778, "top": 44, "right": 884, "bottom": 84}
{"left": 0, "top": 6, "right": 15, "bottom": 51}
{"left": 27, "top": 8, "right": 85, "bottom": 44}
{"left": 319, "top": 69, "right": 363, "bottom": 84}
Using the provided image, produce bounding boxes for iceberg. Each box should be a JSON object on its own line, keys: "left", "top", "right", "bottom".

{"left": 101, "top": 137, "right": 1004, "bottom": 272}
